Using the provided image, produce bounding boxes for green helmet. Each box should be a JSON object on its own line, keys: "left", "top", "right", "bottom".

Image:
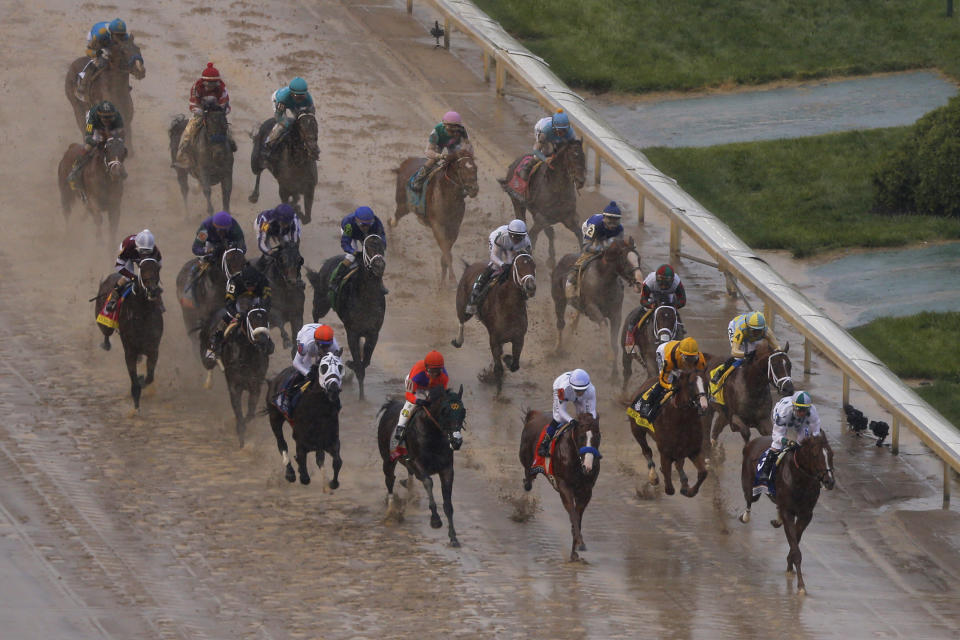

{"left": 289, "top": 77, "right": 308, "bottom": 95}
{"left": 108, "top": 18, "right": 127, "bottom": 36}
{"left": 792, "top": 391, "right": 812, "bottom": 415}
{"left": 96, "top": 101, "right": 118, "bottom": 118}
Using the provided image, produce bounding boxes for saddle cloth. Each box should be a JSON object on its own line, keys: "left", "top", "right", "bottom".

{"left": 623, "top": 308, "right": 654, "bottom": 352}
{"left": 405, "top": 166, "right": 440, "bottom": 217}
{"left": 96, "top": 283, "right": 133, "bottom": 329}
{"left": 708, "top": 363, "right": 732, "bottom": 405}
{"left": 752, "top": 447, "right": 793, "bottom": 497}
{"left": 504, "top": 155, "right": 540, "bottom": 201}
{"left": 530, "top": 423, "right": 564, "bottom": 478}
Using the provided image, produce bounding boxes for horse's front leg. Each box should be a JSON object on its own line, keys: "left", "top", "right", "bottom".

{"left": 556, "top": 481, "right": 582, "bottom": 561}
{"left": 439, "top": 466, "right": 459, "bottom": 547}
{"left": 420, "top": 474, "right": 442, "bottom": 529}
{"left": 295, "top": 441, "right": 310, "bottom": 485}
{"left": 660, "top": 451, "right": 676, "bottom": 495}
{"left": 573, "top": 485, "right": 594, "bottom": 552}
{"left": 268, "top": 408, "right": 296, "bottom": 482}
{"left": 675, "top": 459, "right": 690, "bottom": 494}
{"left": 143, "top": 347, "right": 158, "bottom": 388}
{"left": 248, "top": 170, "right": 262, "bottom": 203}
{"left": 200, "top": 178, "right": 214, "bottom": 216}
{"left": 543, "top": 225, "right": 556, "bottom": 270}
{"left": 124, "top": 348, "right": 142, "bottom": 413}
{"left": 487, "top": 336, "right": 505, "bottom": 395}
{"left": 681, "top": 451, "right": 709, "bottom": 498}
{"left": 221, "top": 173, "right": 233, "bottom": 212}
{"left": 226, "top": 381, "right": 246, "bottom": 446}
{"left": 327, "top": 437, "right": 342, "bottom": 490}
{"left": 791, "top": 511, "right": 813, "bottom": 594}
{"left": 636, "top": 428, "right": 658, "bottom": 486}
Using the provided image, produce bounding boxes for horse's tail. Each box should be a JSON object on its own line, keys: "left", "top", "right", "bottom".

{"left": 305, "top": 267, "right": 324, "bottom": 291}
{"left": 376, "top": 396, "right": 399, "bottom": 419}
{"left": 169, "top": 114, "right": 187, "bottom": 163}
{"left": 522, "top": 408, "right": 538, "bottom": 425}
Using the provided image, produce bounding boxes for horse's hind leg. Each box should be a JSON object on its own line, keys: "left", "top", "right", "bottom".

{"left": 201, "top": 181, "right": 214, "bottom": 216}
{"left": 268, "top": 408, "right": 296, "bottom": 482}
{"left": 249, "top": 171, "right": 262, "bottom": 203}
{"left": 573, "top": 486, "right": 593, "bottom": 552}
{"left": 675, "top": 459, "right": 690, "bottom": 494}
{"left": 439, "top": 466, "right": 459, "bottom": 547}
{"left": 543, "top": 225, "right": 556, "bottom": 269}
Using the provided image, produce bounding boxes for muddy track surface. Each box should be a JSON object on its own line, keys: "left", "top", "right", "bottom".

{"left": 1, "top": 0, "right": 959, "bottom": 638}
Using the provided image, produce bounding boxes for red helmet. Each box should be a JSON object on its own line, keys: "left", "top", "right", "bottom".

{"left": 313, "top": 324, "right": 334, "bottom": 345}
{"left": 201, "top": 62, "right": 221, "bottom": 80}
{"left": 424, "top": 350, "right": 444, "bottom": 369}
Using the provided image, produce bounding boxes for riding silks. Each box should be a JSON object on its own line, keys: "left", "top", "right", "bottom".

{"left": 96, "top": 284, "right": 132, "bottom": 329}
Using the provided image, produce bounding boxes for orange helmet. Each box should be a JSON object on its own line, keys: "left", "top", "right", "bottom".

{"left": 313, "top": 324, "right": 334, "bottom": 345}
{"left": 424, "top": 350, "right": 444, "bottom": 369}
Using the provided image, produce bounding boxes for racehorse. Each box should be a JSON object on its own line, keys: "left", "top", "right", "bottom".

{"left": 168, "top": 104, "right": 234, "bottom": 216}
{"left": 65, "top": 37, "right": 145, "bottom": 147}
{"left": 738, "top": 433, "right": 835, "bottom": 595}
{"left": 266, "top": 353, "right": 344, "bottom": 488}
{"left": 308, "top": 235, "right": 386, "bottom": 401}
{"left": 391, "top": 148, "right": 479, "bottom": 284}
{"left": 57, "top": 137, "right": 126, "bottom": 239}
{"left": 175, "top": 246, "right": 246, "bottom": 353}
{"left": 499, "top": 139, "right": 586, "bottom": 268}
{"left": 628, "top": 370, "right": 710, "bottom": 497}
{"left": 550, "top": 237, "right": 643, "bottom": 377}
{"left": 620, "top": 303, "right": 683, "bottom": 390}
{"left": 93, "top": 258, "right": 163, "bottom": 413}
{"left": 204, "top": 299, "right": 271, "bottom": 446}
{"left": 451, "top": 253, "right": 537, "bottom": 394}
{"left": 708, "top": 341, "right": 794, "bottom": 446}
{"left": 376, "top": 387, "right": 466, "bottom": 547}
{"left": 256, "top": 241, "right": 305, "bottom": 354}
{"left": 519, "top": 410, "right": 601, "bottom": 562}
{"left": 249, "top": 112, "right": 319, "bottom": 224}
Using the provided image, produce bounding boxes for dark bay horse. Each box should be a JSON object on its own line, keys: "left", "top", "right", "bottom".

{"left": 628, "top": 371, "right": 710, "bottom": 497}
{"left": 66, "top": 38, "right": 145, "bottom": 146}
{"left": 708, "top": 342, "right": 794, "bottom": 446}
{"left": 392, "top": 148, "right": 479, "bottom": 284}
{"left": 308, "top": 235, "right": 386, "bottom": 400}
{"left": 256, "top": 241, "right": 305, "bottom": 354}
{"left": 499, "top": 140, "right": 586, "bottom": 267}
{"left": 550, "top": 237, "right": 643, "bottom": 376}
{"left": 175, "top": 246, "right": 246, "bottom": 354}
{"left": 249, "top": 112, "right": 319, "bottom": 224}
{"left": 58, "top": 137, "right": 126, "bottom": 239}
{"left": 169, "top": 104, "right": 234, "bottom": 216}
{"left": 451, "top": 253, "right": 537, "bottom": 394}
{"left": 739, "top": 433, "right": 835, "bottom": 594}
{"left": 520, "top": 410, "right": 601, "bottom": 562}
{"left": 620, "top": 304, "right": 684, "bottom": 390}
{"left": 266, "top": 353, "right": 344, "bottom": 489}
{"left": 377, "top": 387, "right": 466, "bottom": 547}
{"left": 93, "top": 258, "right": 163, "bottom": 414}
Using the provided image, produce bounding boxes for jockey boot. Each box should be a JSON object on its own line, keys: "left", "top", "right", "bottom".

{"left": 227, "top": 130, "right": 237, "bottom": 153}
{"left": 410, "top": 166, "right": 428, "bottom": 193}
{"left": 104, "top": 283, "right": 123, "bottom": 313}
{"left": 389, "top": 424, "right": 408, "bottom": 462}
{"left": 67, "top": 152, "right": 91, "bottom": 192}
{"left": 712, "top": 357, "right": 736, "bottom": 383}
{"left": 564, "top": 274, "right": 578, "bottom": 302}
{"left": 537, "top": 423, "right": 558, "bottom": 458}
{"left": 465, "top": 268, "right": 492, "bottom": 317}
{"left": 756, "top": 449, "right": 777, "bottom": 485}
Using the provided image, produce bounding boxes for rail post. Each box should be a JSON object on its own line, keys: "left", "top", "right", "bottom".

{"left": 803, "top": 338, "right": 812, "bottom": 375}
{"left": 669, "top": 219, "right": 681, "bottom": 261}
{"left": 943, "top": 461, "right": 951, "bottom": 509}
{"left": 482, "top": 51, "right": 490, "bottom": 82}
{"left": 594, "top": 148, "right": 602, "bottom": 185}
{"left": 495, "top": 57, "right": 505, "bottom": 96}
{"left": 841, "top": 374, "right": 850, "bottom": 433}
{"left": 891, "top": 416, "right": 900, "bottom": 455}
{"left": 444, "top": 17, "right": 450, "bottom": 49}
{"left": 637, "top": 192, "right": 645, "bottom": 224}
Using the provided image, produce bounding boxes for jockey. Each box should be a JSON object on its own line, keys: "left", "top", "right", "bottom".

{"left": 329, "top": 206, "right": 388, "bottom": 294}
{"left": 68, "top": 101, "right": 125, "bottom": 192}
{"left": 254, "top": 203, "right": 301, "bottom": 265}
{"left": 205, "top": 262, "right": 272, "bottom": 362}
{"left": 565, "top": 201, "right": 624, "bottom": 300}
{"left": 710, "top": 310, "right": 782, "bottom": 386}
{"left": 263, "top": 77, "right": 315, "bottom": 161}
{"left": 76, "top": 18, "right": 130, "bottom": 102}
{"left": 104, "top": 229, "right": 162, "bottom": 313}
{"left": 518, "top": 110, "right": 577, "bottom": 182}
{"left": 756, "top": 391, "right": 821, "bottom": 489}
{"left": 278, "top": 323, "right": 342, "bottom": 412}
{"left": 389, "top": 350, "right": 449, "bottom": 462}
{"left": 641, "top": 264, "right": 686, "bottom": 310}
{"left": 464, "top": 219, "right": 532, "bottom": 319}
{"left": 173, "top": 62, "right": 236, "bottom": 169}
{"left": 631, "top": 337, "right": 706, "bottom": 426}
{"left": 410, "top": 111, "right": 472, "bottom": 193}
{"left": 192, "top": 210, "right": 246, "bottom": 260}
{"left": 537, "top": 369, "right": 597, "bottom": 458}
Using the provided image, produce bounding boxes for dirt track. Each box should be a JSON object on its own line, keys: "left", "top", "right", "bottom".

{"left": 1, "top": 0, "right": 960, "bottom": 638}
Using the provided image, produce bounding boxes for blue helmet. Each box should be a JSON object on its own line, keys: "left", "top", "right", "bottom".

{"left": 353, "top": 206, "right": 375, "bottom": 224}
{"left": 212, "top": 210, "right": 233, "bottom": 229}
{"left": 569, "top": 368, "right": 591, "bottom": 391}
{"left": 289, "top": 77, "right": 308, "bottom": 95}
{"left": 274, "top": 203, "right": 296, "bottom": 224}
{"left": 551, "top": 110, "right": 570, "bottom": 131}
{"left": 602, "top": 201, "right": 622, "bottom": 218}
{"left": 108, "top": 18, "right": 127, "bottom": 36}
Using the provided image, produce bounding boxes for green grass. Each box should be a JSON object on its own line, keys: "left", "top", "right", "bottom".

{"left": 474, "top": 0, "right": 960, "bottom": 92}
{"left": 851, "top": 312, "right": 960, "bottom": 428}
{"left": 643, "top": 129, "right": 960, "bottom": 257}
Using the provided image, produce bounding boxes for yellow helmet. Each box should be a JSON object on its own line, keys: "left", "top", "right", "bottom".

{"left": 678, "top": 337, "right": 699, "bottom": 356}
{"left": 745, "top": 311, "right": 766, "bottom": 340}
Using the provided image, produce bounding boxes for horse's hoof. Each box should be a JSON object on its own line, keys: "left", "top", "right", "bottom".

{"left": 797, "top": 587, "right": 806, "bottom": 596}
{"left": 739, "top": 511, "right": 750, "bottom": 524}
{"left": 450, "top": 338, "right": 462, "bottom": 348}
{"left": 285, "top": 468, "right": 296, "bottom": 483}
{"left": 664, "top": 486, "right": 675, "bottom": 495}
{"left": 248, "top": 194, "right": 258, "bottom": 203}
{"left": 328, "top": 479, "right": 339, "bottom": 490}
{"left": 569, "top": 552, "right": 580, "bottom": 562}
{"left": 100, "top": 341, "right": 111, "bottom": 351}
{"left": 388, "top": 217, "right": 397, "bottom": 228}
{"left": 449, "top": 539, "right": 461, "bottom": 548}
{"left": 127, "top": 408, "right": 139, "bottom": 419}
{"left": 523, "top": 480, "right": 532, "bottom": 492}
{"left": 771, "top": 518, "right": 783, "bottom": 528}
{"left": 577, "top": 543, "right": 587, "bottom": 551}
{"left": 430, "top": 515, "right": 443, "bottom": 529}
{"left": 300, "top": 475, "right": 311, "bottom": 486}
{"left": 680, "top": 487, "right": 690, "bottom": 497}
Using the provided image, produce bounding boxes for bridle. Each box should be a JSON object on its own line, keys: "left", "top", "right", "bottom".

{"left": 767, "top": 350, "right": 793, "bottom": 394}
{"left": 242, "top": 307, "right": 271, "bottom": 345}
{"left": 221, "top": 247, "right": 245, "bottom": 278}
{"left": 511, "top": 253, "right": 536, "bottom": 297}
{"left": 361, "top": 235, "right": 385, "bottom": 273}
{"left": 442, "top": 152, "right": 477, "bottom": 195}
{"left": 790, "top": 438, "right": 834, "bottom": 485}
{"left": 136, "top": 257, "right": 161, "bottom": 300}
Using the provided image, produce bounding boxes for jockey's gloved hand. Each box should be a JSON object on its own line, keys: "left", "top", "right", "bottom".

{"left": 567, "top": 418, "right": 579, "bottom": 429}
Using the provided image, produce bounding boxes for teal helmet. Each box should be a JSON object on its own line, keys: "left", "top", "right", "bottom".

{"left": 108, "top": 18, "right": 127, "bottom": 36}
{"left": 551, "top": 110, "right": 570, "bottom": 131}
{"left": 792, "top": 391, "right": 812, "bottom": 416}
{"left": 289, "top": 77, "right": 309, "bottom": 95}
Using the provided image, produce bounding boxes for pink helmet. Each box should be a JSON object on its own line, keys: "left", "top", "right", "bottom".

{"left": 442, "top": 111, "right": 462, "bottom": 125}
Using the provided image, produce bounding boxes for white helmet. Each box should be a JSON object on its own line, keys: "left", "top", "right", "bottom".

{"left": 569, "top": 368, "right": 591, "bottom": 391}
{"left": 507, "top": 219, "right": 527, "bottom": 235}
{"left": 135, "top": 229, "right": 155, "bottom": 254}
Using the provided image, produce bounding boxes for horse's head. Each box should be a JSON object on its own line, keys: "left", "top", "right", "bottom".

{"left": 242, "top": 305, "right": 271, "bottom": 348}
{"left": 317, "top": 353, "right": 344, "bottom": 397}
{"left": 512, "top": 253, "right": 537, "bottom": 299}
{"left": 221, "top": 246, "right": 246, "bottom": 280}
{"left": 361, "top": 234, "right": 386, "bottom": 280}
{"left": 572, "top": 412, "right": 602, "bottom": 473}
{"left": 294, "top": 111, "right": 320, "bottom": 160}
{"left": 796, "top": 432, "right": 835, "bottom": 490}
{"left": 202, "top": 103, "right": 230, "bottom": 152}
{"left": 113, "top": 38, "right": 145, "bottom": 79}
{"left": 431, "top": 385, "right": 466, "bottom": 451}
{"left": 556, "top": 139, "right": 586, "bottom": 190}
{"left": 274, "top": 241, "right": 304, "bottom": 285}
{"left": 678, "top": 369, "right": 710, "bottom": 415}
{"left": 102, "top": 137, "right": 127, "bottom": 180}
{"left": 766, "top": 341, "right": 794, "bottom": 396}
{"left": 652, "top": 305, "right": 679, "bottom": 344}
{"left": 446, "top": 148, "right": 479, "bottom": 198}
{"left": 603, "top": 237, "right": 643, "bottom": 290}
{"left": 136, "top": 257, "right": 163, "bottom": 301}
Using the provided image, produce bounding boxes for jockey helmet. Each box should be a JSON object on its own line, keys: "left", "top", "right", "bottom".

{"left": 96, "top": 101, "right": 118, "bottom": 119}
{"left": 424, "top": 350, "right": 445, "bottom": 375}
{"left": 289, "top": 77, "right": 309, "bottom": 95}
{"left": 212, "top": 210, "right": 233, "bottom": 229}
{"left": 240, "top": 263, "right": 260, "bottom": 288}
{"left": 551, "top": 110, "right": 570, "bottom": 131}
{"left": 108, "top": 18, "right": 127, "bottom": 37}
{"left": 442, "top": 111, "right": 462, "bottom": 125}
{"left": 655, "top": 264, "right": 674, "bottom": 289}
{"left": 134, "top": 229, "right": 155, "bottom": 254}
{"left": 274, "top": 203, "right": 296, "bottom": 224}
{"left": 569, "top": 368, "right": 591, "bottom": 392}
{"left": 313, "top": 324, "right": 334, "bottom": 345}
{"left": 678, "top": 337, "right": 700, "bottom": 365}
{"left": 602, "top": 201, "right": 622, "bottom": 219}
{"left": 507, "top": 219, "right": 527, "bottom": 241}
{"left": 354, "top": 206, "right": 376, "bottom": 225}
{"left": 792, "top": 391, "right": 812, "bottom": 417}
{"left": 201, "top": 62, "right": 221, "bottom": 81}
{"left": 745, "top": 311, "right": 766, "bottom": 340}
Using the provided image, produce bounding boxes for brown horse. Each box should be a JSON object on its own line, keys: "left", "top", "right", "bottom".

{"left": 392, "top": 148, "right": 479, "bottom": 284}
{"left": 65, "top": 38, "right": 145, "bottom": 147}
{"left": 520, "top": 411, "right": 601, "bottom": 562}
{"left": 620, "top": 303, "right": 684, "bottom": 390}
{"left": 707, "top": 341, "right": 794, "bottom": 446}
{"left": 628, "top": 370, "right": 710, "bottom": 496}
{"left": 499, "top": 140, "right": 586, "bottom": 267}
{"left": 550, "top": 237, "right": 643, "bottom": 377}
{"left": 738, "top": 433, "right": 835, "bottom": 594}
{"left": 249, "top": 112, "right": 319, "bottom": 224}
{"left": 451, "top": 253, "right": 537, "bottom": 393}
{"left": 58, "top": 137, "right": 127, "bottom": 239}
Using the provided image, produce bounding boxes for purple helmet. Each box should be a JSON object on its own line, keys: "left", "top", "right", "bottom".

{"left": 212, "top": 210, "right": 233, "bottom": 229}
{"left": 274, "top": 203, "right": 296, "bottom": 224}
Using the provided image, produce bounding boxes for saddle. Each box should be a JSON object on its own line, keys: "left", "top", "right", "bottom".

{"left": 274, "top": 369, "right": 311, "bottom": 422}
{"left": 504, "top": 155, "right": 542, "bottom": 201}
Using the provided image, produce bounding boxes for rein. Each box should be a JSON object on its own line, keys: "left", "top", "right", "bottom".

{"left": 361, "top": 235, "right": 385, "bottom": 271}
{"left": 767, "top": 351, "right": 792, "bottom": 392}
{"left": 511, "top": 254, "right": 535, "bottom": 296}
{"left": 789, "top": 443, "right": 832, "bottom": 484}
